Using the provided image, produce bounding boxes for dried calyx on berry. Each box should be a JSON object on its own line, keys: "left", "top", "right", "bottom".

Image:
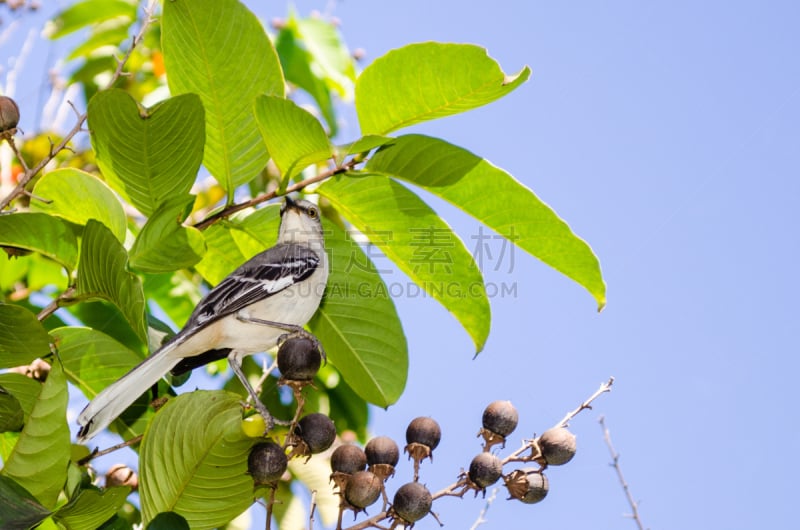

{"left": 247, "top": 441, "right": 288, "bottom": 486}
{"left": 504, "top": 468, "right": 549, "bottom": 504}
{"left": 365, "top": 435, "right": 400, "bottom": 481}
{"left": 467, "top": 452, "right": 503, "bottom": 495}
{"left": 479, "top": 400, "right": 518, "bottom": 450}
{"left": 404, "top": 416, "right": 441, "bottom": 480}
{"left": 534, "top": 427, "right": 576, "bottom": 467}
{"left": 344, "top": 470, "right": 382, "bottom": 511}
{"left": 0, "top": 95, "right": 20, "bottom": 134}
{"left": 390, "top": 481, "right": 433, "bottom": 527}
{"left": 277, "top": 336, "right": 322, "bottom": 383}
{"left": 287, "top": 413, "right": 336, "bottom": 460}
{"left": 330, "top": 443, "right": 367, "bottom": 493}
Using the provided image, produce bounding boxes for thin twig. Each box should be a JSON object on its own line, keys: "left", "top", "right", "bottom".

{"left": 469, "top": 486, "right": 498, "bottom": 529}
{"left": 77, "top": 435, "right": 143, "bottom": 466}
{"left": 599, "top": 416, "right": 647, "bottom": 530}
{"left": 0, "top": 0, "right": 158, "bottom": 211}
{"left": 193, "top": 159, "right": 360, "bottom": 230}
{"left": 308, "top": 490, "right": 317, "bottom": 530}
{"left": 36, "top": 287, "right": 75, "bottom": 321}
{"left": 554, "top": 376, "right": 615, "bottom": 429}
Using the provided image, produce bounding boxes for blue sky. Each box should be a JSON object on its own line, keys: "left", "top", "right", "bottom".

{"left": 4, "top": 1, "right": 800, "bottom": 529}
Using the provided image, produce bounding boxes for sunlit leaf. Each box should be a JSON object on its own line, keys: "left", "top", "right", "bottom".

{"left": 88, "top": 89, "right": 205, "bottom": 216}
{"left": 309, "top": 220, "right": 408, "bottom": 406}
{"left": 0, "top": 304, "right": 51, "bottom": 370}
{"left": 47, "top": 0, "right": 135, "bottom": 39}
{"left": 0, "top": 212, "right": 78, "bottom": 271}
{"left": 318, "top": 173, "right": 490, "bottom": 351}
{"left": 0, "top": 363, "right": 70, "bottom": 509}
{"left": 254, "top": 95, "right": 333, "bottom": 182}
{"left": 368, "top": 134, "right": 607, "bottom": 309}
{"left": 0, "top": 374, "right": 41, "bottom": 423}
{"left": 74, "top": 220, "right": 147, "bottom": 345}
{"left": 31, "top": 168, "right": 126, "bottom": 242}
{"left": 129, "top": 195, "right": 206, "bottom": 273}
{"left": 53, "top": 486, "right": 130, "bottom": 530}
{"left": 162, "top": 0, "right": 283, "bottom": 199}
{"left": 356, "top": 42, "right": 530, "bottom": 135}
{"left": 139, "top": 391, "right": 257, "bottom": 529}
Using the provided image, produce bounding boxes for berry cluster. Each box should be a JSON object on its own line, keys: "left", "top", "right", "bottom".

{"left": 244, "top": 337, "right": 581, "bottom": 529}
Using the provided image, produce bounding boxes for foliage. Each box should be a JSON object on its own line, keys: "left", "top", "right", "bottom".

{"left": 0, "top": 0, "right": 605, "bottom": 528}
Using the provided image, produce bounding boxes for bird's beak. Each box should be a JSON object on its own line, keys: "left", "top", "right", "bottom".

{"left": 284, "top": 195, "right": 296, "bottom": 207}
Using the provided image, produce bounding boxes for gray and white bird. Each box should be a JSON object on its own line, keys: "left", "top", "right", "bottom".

{"left": 77, "top": 196, "right": 329, "bottom": 442}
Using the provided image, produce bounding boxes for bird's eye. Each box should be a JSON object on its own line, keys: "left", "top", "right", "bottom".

{"left": 307, "top": 207, "right": 319, "bottom": 219}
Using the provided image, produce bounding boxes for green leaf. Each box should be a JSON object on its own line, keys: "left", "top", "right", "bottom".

{"left": 294, "top": 15, "right": 356, "bottom": 96}
{"left": 162, "top": 0, "right": 284, "bottom": 199}
{"left": 146, "top": 512, "right": 190, "bottom": 530}
{"left": 0, "top": 475, "right": 52, "bottom": 530}
{"left": 356, "top": 42, "right": 531, "bottom": 135}
{"left": 47, "top": 0, "right": 136, "bottom": 40}
{"left": 88, "top": 89, "right": 205, "bottom": 217}
{"left": 53, "top": 487, "right": 130, "bottom": 530}
{"left": 142, "top": 273, "right": 202, "bottom": 333}
{"left": 0, "top": 305, "right": 51, "bottom": 370}
{"left": 129, "top": 195, "right": 206, "bottom": 273}
{"left": 254, "top": 95, "right": 333, "bottom": 182}
{"left": 0, "top": 362, "right": 70, "bottom": 509}
{"left": 139, "top": 391, "right": 257, "bottom": 529}
{"left": 275, "top": 25, "right": 338, "bottom": 136}
{"left": 75, "top": 220, "right": 147, "bottom": 344}
{"left": 67, "top": 25, "right": 132, "bottom": 61}
{"left": 0, "top": 374, "right": 41, "bottom": 423}
{"left": 0, "top": 212, "right": 78, "bottom": 271}
{"left": 334, "top": 135, "right": 394, "bottom": 163}
{"left": 195, "top": 205, "right": 281, "bottom": 285}
{"left": 54, "top": 327, "right": 152, "bottom": 441}
{"left": 308, "top": 219, "right": 408, "bottom": 406}
{"left": 368, "top": 134, "right": 607, "bottom": 308}
{"left": 0, "top": 387, "right": 24, "bottom": 432}
{"left": 318, "top": 173, "right": 490, "bottom": 351}
{"left": 30, "top": 168, "right": 126, "bottom": 242}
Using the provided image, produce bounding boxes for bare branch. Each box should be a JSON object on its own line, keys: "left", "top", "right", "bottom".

{"left": 599, "top": 416, "right": 647, "bottom": 530}
{"left": 554, "top": 376, "right": 615, "bottom": 429}
{"left": 77, "top": 435, "right": 143, "bottom": 466}
{"left": 469, "top": 486, "right": 498, "bottom": 529}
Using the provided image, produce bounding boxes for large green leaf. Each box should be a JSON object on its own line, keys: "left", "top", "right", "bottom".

{"left": 0, "top": 304, "right": 51, "bottom": 370}
{"left": 0, "top": 475, "right": 52, "bottom": 530}
{"left": 356, "top": 42, "right": 530, "bottom": 135}
{"left": 0, "top": 362, "right": 70, "bottom": 509}
{"left": 309, "top": 220, "right": 408, "bottom": 406}
{"left": 139, "top": 391, "right": 257, "bottom": 529}
{"left": 162, "top": 0, "right": 284, "bottom": 199}
{"left": 88, "top": 89, "right": 205, "bottom": 216}
{"left": 368, "top": 134, "right": 606, "bottom": 309}
{"left": 74, "top": 220, "right": 147, "bottom": 344}
{"left": 0, "top": 212, "right": 78, "bottom": 271}
{"left": 293, "top": 15, "right": 356, "bottom": 99}
{"left": 129, "top": 195, "right": 206, "bottom": 273}
{"left": 318, "top": 173, "right": 490, "bottom": 351}
{"left": 53, "top": 486, "right": 130, "bottom": 530}
{"left": 54, "top": 327, "right": 152, "bottom": 441}
{"left": 253, "top": 95, "right": 333, "bottom": 182}
{"left": 30, "top": 168, "right": 126, "bottom": 242}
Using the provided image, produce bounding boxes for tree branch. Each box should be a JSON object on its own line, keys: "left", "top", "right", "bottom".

{"left": 599, "top": 416, "right": 647, "bottom": 530}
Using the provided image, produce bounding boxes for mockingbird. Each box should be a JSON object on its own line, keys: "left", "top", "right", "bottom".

{"left": 77, "top": 196, "right": 329, "bottom": 442}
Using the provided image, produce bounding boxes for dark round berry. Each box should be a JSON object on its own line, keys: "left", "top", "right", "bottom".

{"left": 405, "top": 417, "right": 441, "bottom": 451}
{"left": 468, "top": 452, "right": 503, "bottom": 489}
{"left": 482, "top": 400, "right": 518, "bottom": 437}
{"left": 344, "top": 470, "right": 382, "bottom": 509}
{"left": 331, "top": 444, "right": 367, "bottom": 475}
{"left": 392, "top": 482, "right": 432, "bottom": 524}
{"left": 365, "top": 436, "right": 399, "bottom": 467}
{"left": 537, "top": 427, "right": 576, "bottom": 466}
{"left": 505, "top": 468, "right": 549, "bottom": 504}
{"left": 247, "top": 441, "right": 288, "bottom": 485}
{"left": 277, "top": 336, "right": 322, "bottom": 381}
{"left": 294, "top": 413, "right": 336, "bottom": 454}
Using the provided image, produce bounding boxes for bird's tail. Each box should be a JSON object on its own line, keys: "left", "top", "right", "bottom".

{"left": 76, "top": 347, "right": 181, "bottom": 443}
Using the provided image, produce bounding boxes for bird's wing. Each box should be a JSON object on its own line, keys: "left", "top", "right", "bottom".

{"left": 186, "top": 243, "right": 320, "bottom": 330}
